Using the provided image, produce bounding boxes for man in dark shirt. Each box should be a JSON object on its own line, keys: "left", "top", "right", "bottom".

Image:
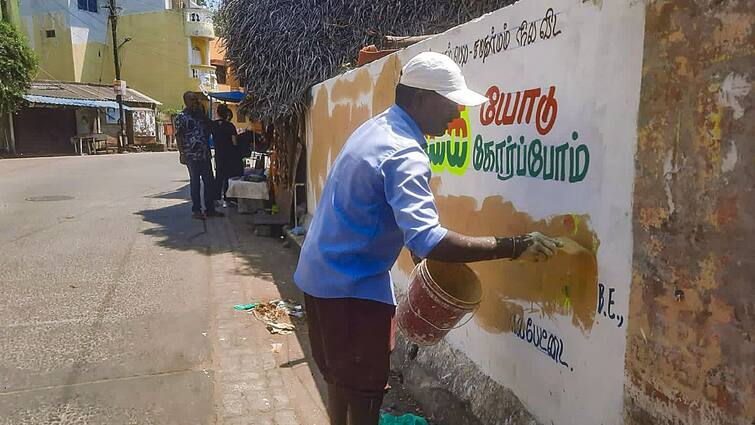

{"left": 174, "top": 91, "right": 224, "bottom": 219}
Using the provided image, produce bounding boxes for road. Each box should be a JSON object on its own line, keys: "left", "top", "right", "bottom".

{"left": 0, "top": 153, "right": 328, "bottom": 424}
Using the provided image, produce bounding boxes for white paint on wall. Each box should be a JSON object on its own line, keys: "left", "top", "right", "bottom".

{"left": 663, "top": 149, "right": 678, "bottom": 216}
{"left": 718, "top": 72, "right": 751, "bottom": 120}
{"left": 721, "top": 141, "right": 738, "bottom": 173}
{"left": 70, "top": 25, "right": 90, "bottom": 44}
{"left": 306, "top": 1, "right": 646, "bottom": 424}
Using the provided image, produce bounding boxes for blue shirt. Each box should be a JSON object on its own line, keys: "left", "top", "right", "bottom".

{"left": 294, "top": 105, "right": 448, "bottom": 305}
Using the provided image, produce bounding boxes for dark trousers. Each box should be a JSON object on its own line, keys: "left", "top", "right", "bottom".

{"left": 304, "top": 294, "right": 396, "bottom": 425}
{"left": 215, "top": 168, "right": 232, "bottom": 201}
{"left": 215, "top": 161, "right": 243, "bottom": 201}
{"left": 186, "top": 159, "right": 216, "bottom": 213}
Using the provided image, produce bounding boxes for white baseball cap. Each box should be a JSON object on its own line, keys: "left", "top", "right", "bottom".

{"left": 399, "top": 52, "right": 489, "bottom": 106}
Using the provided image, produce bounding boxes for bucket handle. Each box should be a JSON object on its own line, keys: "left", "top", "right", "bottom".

{"left": 406, "top": 290, "right": 477, "bottom": 332}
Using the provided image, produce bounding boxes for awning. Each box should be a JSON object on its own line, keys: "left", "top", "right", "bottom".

{"left": 23, "top": 95, "right": 151, "bottom": 111}
{"left": 208, "top": 91, "right": 245, "bottom": 103}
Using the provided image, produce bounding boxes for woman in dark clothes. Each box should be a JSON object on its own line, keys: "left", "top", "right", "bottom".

{"left": 211, "top": 104, "right": 238, "bottom": 203}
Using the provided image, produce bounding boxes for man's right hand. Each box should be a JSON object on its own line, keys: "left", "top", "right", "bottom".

{"left": 517, "top": 232, "right": 562, "bottom": 262}
{"left": 179, "top": 152, "right": 187, "bottom": 165}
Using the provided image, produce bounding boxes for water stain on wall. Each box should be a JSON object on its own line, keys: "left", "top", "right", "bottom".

{"left": 398, "top": 177, "right": 600, "bottom": 334}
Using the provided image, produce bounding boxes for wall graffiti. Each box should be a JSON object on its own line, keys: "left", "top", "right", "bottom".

{"left": 479, "top": 85, "right": 558, "bottom": 136}
{"left": 511, "top": 312, "right": 572, "bottom": 370}
{"left": 443, "top": 7, "right": 564, "bottom": 67}
{"left": 429, "top": 84, "right": 589, "bottom": 183}
{"left": 472, "top": 132, "right": 589, "bottom": 183}
{"left": 426, "top": 107, "right": 473, "bottom": 175}
{"left": 597, "top": 283, "right": 624, "bottom": 328}
{"left": 307, "top": 2, "right": 646, "bottom": 424}
{"left": 516, "top": 7, "right": 562, "bottom": 48}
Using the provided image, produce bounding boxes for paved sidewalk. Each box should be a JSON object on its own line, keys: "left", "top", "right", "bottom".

{"left": 207, "top": 213, "right": 329, "bottom": 425}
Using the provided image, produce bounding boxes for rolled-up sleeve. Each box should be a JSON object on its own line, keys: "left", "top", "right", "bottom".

{"left": 380, "top": 146, "right": 448, "bottom": 258}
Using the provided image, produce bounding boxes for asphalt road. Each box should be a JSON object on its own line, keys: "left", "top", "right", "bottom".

{"left": 0, "top": 153, "right": 218, "bottom": 424}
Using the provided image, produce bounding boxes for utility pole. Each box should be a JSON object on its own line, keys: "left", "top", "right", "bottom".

{"left": 108, "top": 0, "right": 126, "bottom": 151}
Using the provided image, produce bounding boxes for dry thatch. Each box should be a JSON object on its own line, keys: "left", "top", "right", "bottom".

{"left": 216, "top": 0, "right": 516, "bottom": 122}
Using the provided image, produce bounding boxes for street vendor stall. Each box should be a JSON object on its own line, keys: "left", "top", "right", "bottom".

{"left": 226, "top": 174, "right": 269, "bottom": 213}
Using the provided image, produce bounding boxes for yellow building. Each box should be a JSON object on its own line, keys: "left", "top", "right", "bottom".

{"left": 20, "top": 0, "right": 216, "bottom": 110}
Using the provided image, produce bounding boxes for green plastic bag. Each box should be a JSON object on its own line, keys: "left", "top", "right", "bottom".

{"left": 379, "top": 412, "right": 429, "bottom": 425}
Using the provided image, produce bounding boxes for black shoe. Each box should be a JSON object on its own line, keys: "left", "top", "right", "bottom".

{"left": 192, "top": 211, "right": 205, "bottom": 220}
{"left": 205, "top": 210, "right": 225, "bottom": 218}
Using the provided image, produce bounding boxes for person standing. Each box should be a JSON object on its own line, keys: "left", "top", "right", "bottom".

{"left": 294, "top": 52, "right": 562, "bottom": 425}
{"left": 175, "top": 91, "right": 224, "bottom": 219}
{"left": 211, "top": 104, "right": 238, "bottom": 204}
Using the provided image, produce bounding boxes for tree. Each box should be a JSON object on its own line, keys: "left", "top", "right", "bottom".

{"left": 0, "top": 21, "right": 38, "bottom": 115}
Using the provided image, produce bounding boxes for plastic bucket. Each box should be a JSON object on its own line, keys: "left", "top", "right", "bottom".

{"left": 397, "top": 259, "right": 482, "bottom": 346}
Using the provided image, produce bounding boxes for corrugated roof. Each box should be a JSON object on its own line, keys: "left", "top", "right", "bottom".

{"left": 23, "top": 95, "right": 150, "bottom": 110}
{"left": 28, "top": 80, "right": 162, "bottom": 106}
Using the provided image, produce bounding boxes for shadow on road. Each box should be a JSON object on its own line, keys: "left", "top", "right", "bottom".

{"left": 227, "top": 212, "right": 330, "bottom": 405}
{"left": 135, "top": 184, "right": 221, "bottom": 255}
{"left": 134, "top": 188, "right": 330, "bottom": 414}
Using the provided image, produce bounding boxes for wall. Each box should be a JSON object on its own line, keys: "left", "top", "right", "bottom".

{"left": 624, "top": 1, "right": 754, "bottom": 424}
{"left": 306, "top": 1, "right": 645, "bottom": 424}
{"left": 117, "top": 9, "right": 194, "bottom": 109}
{"left": 21, "top": 11, "right": 76, "bottom": 81}
{"left": 21, "top": 0, "right": 108, "bottom": 82}
{"left": 304, "top": 1, "right": 754, "bottom": 424}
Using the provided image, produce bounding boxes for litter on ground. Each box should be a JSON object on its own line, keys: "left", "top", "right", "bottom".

{"left": 243, "top": 299, "right": 305, "bottom": 334}
{"left": 233, "top": 303, "right": 258, "bottom": 311}
{"left": 379, "top": 412, "right": 429, "bottom": 425}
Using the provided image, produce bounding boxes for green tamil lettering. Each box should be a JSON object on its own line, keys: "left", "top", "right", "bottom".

{"left": 529, "top": 139, "right": 543, "bottom": 177}
{"left": 516, "top": 136, "right": 528, "bottom": 176}
{"left": 446, "top": 140, "right": 467, "bottom": 168}
{"left": 569, "top": 144, "right": 589, "bottom": 182}
{"left": 568, "top": 131, "right": 589, "bottom": 182}
{"left": 543, "top": 145, "right": 555, "bottom": 180}
{"left": 426, "top": 139, "right": 445, "bottom": 173}
{"left": 555, "top": 142, "right": 569, "bottom": 181}
{"left": 483, "top": 141, "right": 495, "bottom": 172}
{"left": 473, "top": 134, "right": 484, "bottom": 171}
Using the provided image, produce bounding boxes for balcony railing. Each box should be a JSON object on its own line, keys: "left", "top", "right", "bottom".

{"left": 190, "top": 64, "right": 217, "bottom": 92}
{"left": 184, "top": 9, "right": 214, "bottom": 38}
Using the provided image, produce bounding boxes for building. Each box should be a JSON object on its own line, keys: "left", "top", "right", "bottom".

{"left": 207, "top": 38, "right": 254, "bottom": 130}
{"left": 19, "top": 0, "right": 216, "bottom": 110}
{"left": 10, "top": 80, "right": 160, "bottom": 155}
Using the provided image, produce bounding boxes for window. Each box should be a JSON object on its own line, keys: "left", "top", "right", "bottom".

{"left": 78, "top": 0, "right": 98, "bottom": 13}
{"left": 45, "top": 29, "right": 56, "bottom": 38}
{"left": 215, "top": 65, "right": 227, "bottom": 85}
{"left": 190, "top": 13, "right": 200, "bottom": 22}
{"left": 191, "top": 47, "right": 202, "bottom": 66}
